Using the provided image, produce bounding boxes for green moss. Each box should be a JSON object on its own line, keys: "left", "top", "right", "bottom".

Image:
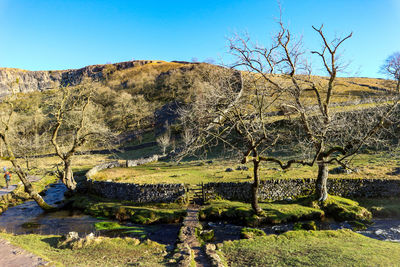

{"left": 94, "top": 221, "right": 122, "bottom": 231}
{"left": 94, "top": 221, "right": 150, "bottom": 239}
{"left": 348, "top": 220, "right": 368, "bottom": 231}
{"left": 318, "top": 195, "right": 372, "bottom": 222}
{"left": 196, "top": 229, "right": 214, "bottom": 243}
{"left": 356, "top": 198, "right": 400, "bottom": 218}
{"left": 201, "top": 196, "right": 371, "bottom": 226}
{"left": 200, "top": 199, "right": 323, "bottom": 226}
{"left": 293, "top": 221, "right": 317, "bottom": 231}
{"left": 240, "top": 227, "right": 266, "bottom": 239}
{"left": 71, "top": 195, "right": 186, "bottom": 225}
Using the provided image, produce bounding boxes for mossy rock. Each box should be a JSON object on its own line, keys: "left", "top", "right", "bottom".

{"left": 94, "top": 221, "right": 122, "bottom": 231}
{"left": 240, "top": 227, "right": 266, "bottom": 239}
{"left": 293, "top": 221, "right": 317, "bottom": 231}
{"left": 21, "top": 222, "right": 41, "bottom": 229}
{"left": 319, "top": 196, "right": 372, "bottom": 222}
{"left": 70, "top": 195, "right": 186, "bottom": 225}
{"left": 348, "top": 220, "right": 368, "bottom": 231}
{"left": 199, "top": 229, "right": 214, "bottom": 242}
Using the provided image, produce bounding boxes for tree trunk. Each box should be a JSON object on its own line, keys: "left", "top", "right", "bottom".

{"left": 251, "top": 160, "right": 263, "bottom": 215}
{"left": 10, "top": 160, "right": 55, "bottom": 211}
{"left": 1, "top": 132, "right": 55, "bottom": 211}
{"left": 63, "top": 159, "right": 77, "bottom": 191}
{"left": 396, "top": 79, "right": 400, "bottom": 93}
{"left": 316, "top": 160, "right": 329, "bottom": 202}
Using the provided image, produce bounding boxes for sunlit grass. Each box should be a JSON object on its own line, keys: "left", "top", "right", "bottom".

{"left": 91, "top": 149, "right": 400, "bottom": 185}
{"left": 219, "top": 229, "right": 400, "bottom": 267}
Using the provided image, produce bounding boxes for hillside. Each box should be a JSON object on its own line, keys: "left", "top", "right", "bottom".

{"left": 0, "top": 60, "right": 194, "bottom": 97}
{"left": 0, "top": 60, "right": 394, "bottom": 101}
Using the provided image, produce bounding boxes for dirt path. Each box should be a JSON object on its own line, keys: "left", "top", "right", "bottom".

{"left": 0, "top": 238, "right": 48, "bottom": 266}
{"left": 0, "top": 175, "right": 42, "bottom": 197}
{"left": 181, "top": 206, "right": 211, "bottom": 267}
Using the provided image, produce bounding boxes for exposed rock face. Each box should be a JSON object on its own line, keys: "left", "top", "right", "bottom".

{"left": 0, "top": 60, "right": 157, "bottom": 96}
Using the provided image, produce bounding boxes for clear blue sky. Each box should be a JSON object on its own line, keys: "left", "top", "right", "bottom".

{"left": 0, "top": 0, "right": 399, "bottom": 78}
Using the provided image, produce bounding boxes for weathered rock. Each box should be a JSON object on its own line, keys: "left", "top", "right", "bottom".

{"left": 86, "top": 161, "right": 122, "bottom": 178}
{"left": 57, "top": 232, "right": 102, "bottom": 250}
{"left": 329, "top": 166, "right": 353, "bottom": 174}
{"left": 126, "top": 154, "right": 159, "bottom": 167}
{"left": 0, "top": 60, "right": 157, "bottom": 96}
{"left": 236, "top": 166, "right": 249, "bottom": 171}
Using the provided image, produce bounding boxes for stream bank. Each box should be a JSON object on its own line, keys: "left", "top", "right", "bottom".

{"left": 0, "top": 182, "right": 180, "bottom": 246}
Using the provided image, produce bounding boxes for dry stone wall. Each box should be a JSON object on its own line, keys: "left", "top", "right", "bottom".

{"left": 204, "top": 178, "right": 400, "bottom": 201}
{"left": 86, "top": 180, "right": 186, "bottom": 203}
{"left": 85, "top": 155, "right": 183, "bottom": 203}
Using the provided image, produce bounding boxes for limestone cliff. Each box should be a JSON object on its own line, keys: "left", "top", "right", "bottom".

{"left": 0, "top": 60, "right": 157, "bottom": 96}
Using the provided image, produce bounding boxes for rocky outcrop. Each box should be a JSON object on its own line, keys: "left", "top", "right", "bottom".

{"left": 0, "top": 60, "right": 157, "bottom": 96}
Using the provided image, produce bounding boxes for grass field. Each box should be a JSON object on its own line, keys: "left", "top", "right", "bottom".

{"left": 218, "top": 229, "right": 400, "bottom": 267}
{"left": 200, "top": 196, "right": 370, "bottom": 226}
{"left": 0, "top": 233, "right": 167, "bottom": 267}
{"left": 91, "top": 149, "right": 400, "bottom": 184}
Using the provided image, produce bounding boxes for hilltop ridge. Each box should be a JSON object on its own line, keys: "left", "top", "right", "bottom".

{"left": 0, "top": 60, "right": 394, "bottom": 104}
{"left": 0, "top": 60, "right": 194, "bottom": 96}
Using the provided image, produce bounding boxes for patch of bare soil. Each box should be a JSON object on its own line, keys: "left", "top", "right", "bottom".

{"left": 0, "top": 238, "right": 48, "bottom": 267}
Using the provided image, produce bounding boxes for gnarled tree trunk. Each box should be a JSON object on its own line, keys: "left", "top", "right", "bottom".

{"left": 251, "top": 160, "right": 263, "bottom": 215}
{"left": 2, "top": 141, "right": 56, "bottom": 211}
{"left": 316, "top": 160, "right": 329, "bottom": 202}
{"left": 62, "top": 159, "right": 77, "bottom": 191}
{"left": 11, "top": 161, "right": 55, "bottom": 211}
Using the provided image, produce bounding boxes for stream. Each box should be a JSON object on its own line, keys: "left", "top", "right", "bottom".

{"left": 0, "top": 182, "right": 179, "bottom": 246}
{"left": 208, "top": 219, "right": 400, "bottom": 243}
{"left": 1, "top": 182, "right": 399, "bottom": 246}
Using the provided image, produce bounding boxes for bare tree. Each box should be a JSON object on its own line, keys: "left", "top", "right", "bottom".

{"left": 47, "top": 82, "right": 114, "bottom": 191}
{"left": 180, "top": 19, "right": 399, "bottom": 215}
{"left": 157, "top": 122, "right": 171, "bottom": 155}
{"left": 0, "top": 90, "right": 55, "bottom": 210}
{"left": 179, "top": 65, "right": 285, "bottom": 214}
{"left": 235, "top": 23, "right": 399, "bottom": 202}
{"left": 381, "top": 52, "right": 400, "bottom": 92}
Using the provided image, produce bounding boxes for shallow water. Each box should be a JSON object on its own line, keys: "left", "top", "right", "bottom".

{"left": 0, "top": 182, "right": 98, "bottom": 235}
{"left": 208, "top": 219, "right": 400, "bottom": 243}
{"left": 357, "top": 219, "right": 400, "bottom": 242}
{"left": 0, "top": 182, "right": 179, "bottom": 245}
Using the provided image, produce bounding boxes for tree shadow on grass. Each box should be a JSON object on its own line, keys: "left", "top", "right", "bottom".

{"left": 41, "top": 236, "right": 60, "bottom": 248}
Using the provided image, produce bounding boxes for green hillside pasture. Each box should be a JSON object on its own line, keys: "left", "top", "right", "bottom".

{"left": 91, "top": 150, "right": 400, "bottom": 185}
